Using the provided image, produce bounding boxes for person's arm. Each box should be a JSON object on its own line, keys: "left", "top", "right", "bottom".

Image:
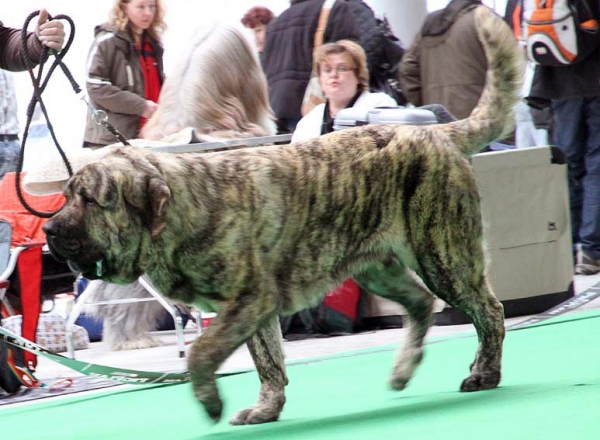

{"left": 0, "top": 26, "right": 43, "bottom": 71}
{"left": 291, "top": 104, "right": 326, "bottom": 143}
{"left": 86, "top": 37, "right": 147, "bottom": 116}
{"left": 398, "top": 35, "right": 423, "bottom": 107}
{"left": 0, "top": 10, "right": 64, "bottom": 72}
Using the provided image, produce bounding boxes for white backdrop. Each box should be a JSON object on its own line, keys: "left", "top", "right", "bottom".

{"left": 4, "top": 1, "right": 294, "bottom": 168}
{"left": 4, "top": 1, "right": 507, "bottom": 169}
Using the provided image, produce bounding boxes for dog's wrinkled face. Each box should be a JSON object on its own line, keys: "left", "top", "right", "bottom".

{"left": 43, "top": 150, "right": 170, "bottom": 284}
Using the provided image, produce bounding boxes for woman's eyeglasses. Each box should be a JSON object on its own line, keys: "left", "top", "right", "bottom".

{"left": 321, "top": 65, "right": 354, "bottom": 76}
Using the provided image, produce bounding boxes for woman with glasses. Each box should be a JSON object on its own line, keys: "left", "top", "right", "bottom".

{"left": 292, "top": 40, "right": 396, "bottom": 143}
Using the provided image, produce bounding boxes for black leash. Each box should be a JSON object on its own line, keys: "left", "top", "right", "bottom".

{"left": 14, "top": 11, "right": 130, "bottom": 219}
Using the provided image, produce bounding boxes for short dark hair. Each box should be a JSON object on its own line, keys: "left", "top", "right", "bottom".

{"left": 241, "top": 6, "right": 275, "bottom": 29}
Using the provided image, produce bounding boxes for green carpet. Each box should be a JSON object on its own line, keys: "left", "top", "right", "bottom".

{"left": 4, "top": 309, "right": 600, "bottom": 440}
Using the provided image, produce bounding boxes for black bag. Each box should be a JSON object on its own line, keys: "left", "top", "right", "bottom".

{"left": 0, "top": 339, "right": 23, "bottom": 394}
{"left": 344, "top": 1, "right": 407, "bottom": 105}
{"left": 369, "top": 17, "right": 407, "bottom": 105}
{"left": 7, "top": 251, "right": 75, "bottom": 313}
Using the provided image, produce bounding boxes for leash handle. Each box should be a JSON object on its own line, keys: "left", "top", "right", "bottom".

{"left": 15, "top": 11, "right": 130, "bottom": 219}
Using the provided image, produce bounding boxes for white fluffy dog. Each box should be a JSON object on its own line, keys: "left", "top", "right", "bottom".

{"left": 85, "top": 24, "right": 276, "bottom": 350}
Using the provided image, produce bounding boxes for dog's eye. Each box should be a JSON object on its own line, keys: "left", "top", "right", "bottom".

{"left": 79, "top": 192, "right": 98, "bottom": 207}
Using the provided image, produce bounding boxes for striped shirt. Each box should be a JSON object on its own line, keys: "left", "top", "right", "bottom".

{"left": 0, "top": 69, "right": 19, "bottom": 135}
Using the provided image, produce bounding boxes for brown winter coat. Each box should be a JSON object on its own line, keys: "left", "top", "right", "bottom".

{"left": 0, "top": 25, "right": 44, "bottom": 72}
{"left": 399, "top": 2, "right": 489, "bottom": 120}
{"left": 84, "top": 25, "right": 164, "bottom": 146}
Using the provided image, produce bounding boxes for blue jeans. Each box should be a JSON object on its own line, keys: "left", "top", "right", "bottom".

{"left": 0, "top": 139, "right": 20, "bottom": 181}
{"left": 552, "top": 97, "right": 600, "bottom": 259}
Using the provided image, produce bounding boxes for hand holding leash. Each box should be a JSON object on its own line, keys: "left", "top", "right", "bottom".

{"left": 34, "top": 9, "right": 65, "bottom": 52}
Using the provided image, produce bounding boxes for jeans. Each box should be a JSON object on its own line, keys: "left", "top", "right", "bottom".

{"left": 0, "top": 139, "right": 20, "bottom": 181}
{"left": 552, "top": 97, "right": 600, "bottom": 259}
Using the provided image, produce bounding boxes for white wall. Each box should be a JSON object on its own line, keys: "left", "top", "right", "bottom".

{"left": 4, "top": 0, "right": 489, "bottom": 168}
{"left": 367, "top": 0, "right": 428, "bottom": 46}
{"left": 4, "top": 1, "right": 292, "bottom": 166}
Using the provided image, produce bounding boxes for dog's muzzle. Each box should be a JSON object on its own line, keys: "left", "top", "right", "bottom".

{"left": 43, "top": 219, "right": 105, "bottom": 279}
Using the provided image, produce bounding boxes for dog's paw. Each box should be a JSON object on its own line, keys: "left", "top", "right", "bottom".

{"left": 390, "top": 349, "right": 423, "bottom": 391}
{"left": 389, "top": 376, "right": 410, "bottom": 391}
{"left": 203, "top": 398, "right": 223, "bottom": 423}
{"left": 111, "top": 334, "right": 162, "bottom": 351}
{"left": 229, "top": 406, "right": 280, "bottom": 425}
{"left": 460, "top": 371, "right": 501, "bottom": 392}
{"left": 193, "top": 381, "right": 223, "bottom": 423}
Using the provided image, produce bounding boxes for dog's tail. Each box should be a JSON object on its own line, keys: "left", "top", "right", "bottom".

{"left": 445, "top": 6, "right": 524, "bottom": 156}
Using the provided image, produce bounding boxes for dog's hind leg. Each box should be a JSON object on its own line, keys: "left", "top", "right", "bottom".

{"left": 355, "top": 260, "right": 435, "bottom": 391}
{"left": 229, "top": 315, "right": 288, "bottom": 425}
{"left": 419, "top": 249, "right": 505, "bottom": 392}
{"left": 445, "top": 276, "right": 505, "bottom": 392}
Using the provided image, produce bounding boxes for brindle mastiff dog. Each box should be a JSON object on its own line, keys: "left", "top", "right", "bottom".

{"left": 43, "top": 8, "right": 523, "bottom": 425}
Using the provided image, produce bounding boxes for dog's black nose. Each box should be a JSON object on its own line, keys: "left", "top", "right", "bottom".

{"left": 42, "top": 220, "right": 57, "bottom": 237}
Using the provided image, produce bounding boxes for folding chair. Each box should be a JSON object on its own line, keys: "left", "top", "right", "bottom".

{"left": 0, "top": 220, "right": 14, "bottom": 313}
{"left": 0, "top": 220, "right": 43, "bottom": 314}
{"left": 0, "top": 172, "right": 71, "bottom": 370}
{"left": 0, "top": 219, "right": 47, "bottom": 386}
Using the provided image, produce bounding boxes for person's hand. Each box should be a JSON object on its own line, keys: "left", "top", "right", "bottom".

{"left": 142, "top": 100, "right": 159, "bottom": 119}
{"left": 35, "top": 9, "right": 65, "bottom": 52}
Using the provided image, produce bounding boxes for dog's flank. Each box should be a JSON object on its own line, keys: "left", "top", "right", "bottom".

{"left": 43, "top": 7, "right": 523, "bottom": 427}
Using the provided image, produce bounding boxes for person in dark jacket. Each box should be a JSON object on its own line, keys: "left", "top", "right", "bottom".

{"left": 0, "top": 9, "right": 65, "bottom": 72}
{"left": 83, "top": 0, "right": 166, "bottom": 148}
{"left": 399, "top": 0, "right": 503, "bottom": 120}
{"left": 241, "top": 6, "right": 275, "bottom": 57}
{"left": 261, "top": 0, "right": 391, "bottom": 133}
{"left": 528, "top": 0, "right": 600, "bottom": 275}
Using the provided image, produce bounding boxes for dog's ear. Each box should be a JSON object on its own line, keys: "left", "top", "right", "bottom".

{"left": 113, "top": 148, "right": 171, "bottom": 236}
{"left": 147, "top": 176, "right": 170, "bottom": 236}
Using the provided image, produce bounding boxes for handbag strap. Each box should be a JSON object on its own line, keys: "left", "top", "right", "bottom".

{"left": 314, "top": 0, "right": 336, "bottom": 49}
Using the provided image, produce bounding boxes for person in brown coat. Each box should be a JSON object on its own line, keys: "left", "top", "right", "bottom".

{"left": 399, "top": 0, "right": 501, "bottom": 120}
{"left": 83, "top": 0, "right": 166, "bottom": 148}
{"left": 0, "top": 9, "right": 65, "bottom": 72}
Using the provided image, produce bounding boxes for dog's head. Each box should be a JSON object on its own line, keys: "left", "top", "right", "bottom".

{"left": 43, "top": 147, "right": 170, "bottom": 283}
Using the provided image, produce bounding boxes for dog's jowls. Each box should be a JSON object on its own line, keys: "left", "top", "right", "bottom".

{"left": 43, "top": 7, "right": 523, "bottom": 425}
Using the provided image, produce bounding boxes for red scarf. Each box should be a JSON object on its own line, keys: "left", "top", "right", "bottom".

{"left": 137, "top": 34, "right": 161, "bottom": 129}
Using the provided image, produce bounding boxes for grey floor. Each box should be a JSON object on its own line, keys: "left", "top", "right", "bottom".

{"left": 30, "top": 272, "right": 600, "bottom": 386}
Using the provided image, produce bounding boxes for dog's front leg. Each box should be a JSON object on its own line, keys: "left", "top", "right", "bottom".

{"left": 230, "top": 315, "right": 288, "bottom": 425}
{"left": 188, "top": 297, "right": 276, "bottom": 423}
